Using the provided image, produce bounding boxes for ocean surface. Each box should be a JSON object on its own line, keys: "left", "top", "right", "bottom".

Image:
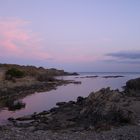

{"left": 0, "top": 72, "right": 140, "bottom": 124}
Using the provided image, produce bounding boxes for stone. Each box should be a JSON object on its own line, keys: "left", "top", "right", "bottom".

{"left": 124, "top": 77, "right": 140, "bottom": 96}
{"left": 56, "top": 102, "right": 66, "bottom": 106}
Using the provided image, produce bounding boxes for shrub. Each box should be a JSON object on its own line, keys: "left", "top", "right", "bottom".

{"left": 5, "top": 68, "right": 25, "bottom": 79}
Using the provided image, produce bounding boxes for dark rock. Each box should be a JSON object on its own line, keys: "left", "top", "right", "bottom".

{"left": 8, "top": 117, "right": 15, "bottom": 122}
{"left": 78, "top": 88, "right": 135, "bottom": 127}
{"left": 16, "top": 115, "right": 33, "bottom": 121}
{"left": 6, "top": 100, "right": 25, "bottom": 111}
{"left": 79, "top": 76, "right": 98, "bottom": 78}
{"left": 56, "top": 102, "right": 67, "bottom": 106}
{"left": 102, "top": 76, "right": 124, "bottom": 78}
{"left": 10, "top": 87, "right": 137, "bottom": 131}
{"left": 65, "top": 72, "right": 79, "bottom": 76}
{"left": 76, "top": 96, "right": 85, "bottom": 105}
{"left": 124, "top": 77, "right": 140, "bottom": 96}
{"left": 68, "top": 101, "right": 75, "bottom": 104}
{"left": 50, "top": 107, "right": 58, "bottom": 113}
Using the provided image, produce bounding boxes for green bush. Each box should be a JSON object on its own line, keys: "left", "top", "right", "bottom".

{"left": 5, "top": 68, "right": 25, "bottom": 79}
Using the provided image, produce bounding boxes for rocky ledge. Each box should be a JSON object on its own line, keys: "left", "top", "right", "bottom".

{"left": 9, "top": 77, "right": 140, "bottom": 132}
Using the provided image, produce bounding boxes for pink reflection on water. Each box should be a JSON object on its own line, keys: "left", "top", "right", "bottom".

{"left": 0, "top": 73, "right": 140, "bottom": 124}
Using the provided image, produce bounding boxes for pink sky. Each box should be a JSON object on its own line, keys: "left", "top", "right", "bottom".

{"left": 0, "top": 18, "right": 51, "bottom": 61}
{"left": 0, "top": 0, "right": 140, "bottom": 72}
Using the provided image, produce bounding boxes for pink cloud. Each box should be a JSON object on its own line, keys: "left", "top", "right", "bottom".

{"left": 0, "top": 17, "right": 52, "bottom": 61}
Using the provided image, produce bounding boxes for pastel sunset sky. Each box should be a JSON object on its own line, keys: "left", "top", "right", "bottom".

{"left": 0, "top": 0, "right": 140, "bottom": 72}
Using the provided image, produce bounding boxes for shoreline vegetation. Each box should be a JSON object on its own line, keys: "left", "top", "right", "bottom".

{"left": 0, "top": 63, "right": 79, "bottom": 109}
{"left": 0, "top": 64, "right": 140, "bottom": 139}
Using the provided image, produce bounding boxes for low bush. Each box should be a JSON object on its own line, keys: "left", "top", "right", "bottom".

{"left": 5, "top": 68, "right": 25, "bottom": 79}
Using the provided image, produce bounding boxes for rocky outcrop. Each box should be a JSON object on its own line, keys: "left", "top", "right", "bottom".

{"left": 79, "top": 88, "right": 135, "bottom": 128}
{"left": 124, "top": 77, "right": 140, "bottom": 96}
{"left": 9, "top": 88, "right": 138, "bottom": 131}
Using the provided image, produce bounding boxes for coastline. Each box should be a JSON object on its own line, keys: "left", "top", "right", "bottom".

{"left": 0, "top": 64, "right": 79, "bottom": 109}
{"left": 0, "top": 77, "right": 139, "bottom": 140}
{"left": 0, "top": 64, "right": 140, "bottom": 139}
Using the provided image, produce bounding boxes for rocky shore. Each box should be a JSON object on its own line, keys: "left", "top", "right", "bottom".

{"left": 0, "top": 69, "right": 140, "bottom": 139}
{"left": 1, "top": 77, "right": 139, "bottom": 140}
{"left": 0, "top": 64, "right": 79, "bottom": 108}
{"left": 9, "top": 87, "right": 140, "bottom": 131}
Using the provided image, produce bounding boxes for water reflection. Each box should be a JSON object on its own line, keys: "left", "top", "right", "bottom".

{"left": 0, "top": 72, "right": 140, "bottom": 124}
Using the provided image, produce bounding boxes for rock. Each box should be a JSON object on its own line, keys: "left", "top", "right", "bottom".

{"left": 56, "top": 102, "right": 67, "bottom": 106}
{"left": 65, "top": 72, "right": 79, "bottom": 76}
{"left": 124, "top": 77, "right": 140, "bottom": 96}
{"left": 68, "top": 101, "right": 75, "bottom": 105}
{"left": 78, "top": 88, "right": 135, "bottom": 127}
{"left": 50, "top": 107, "right": 58, "bottom": 113}
{"left": 10, "top": 87, "right": 137, "bottom": 131}
{"left": 102, "top": 76, "right": 124, "bottom": 78}
{"left": 79, "top": 76, "right": 98, "bottom": 78}
{"left": 77, "top": 96, "right": 84, "bottom": 103}
{"left": 16, "top": 115, "right": 33, "bottom": 121}
{"left": 8, "top": 117, "right": 16, "bottom": 122}
{"left": 6, "top": 100, "right": 26, "bottom": 111}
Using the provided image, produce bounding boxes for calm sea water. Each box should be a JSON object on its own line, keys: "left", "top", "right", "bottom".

{"left": 0, "top": 72, "right": 140, "bottom": 124}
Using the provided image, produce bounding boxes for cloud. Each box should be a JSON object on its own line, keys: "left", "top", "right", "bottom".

{"left": 103, "top": 58, "right": 140, "bottom": 64}
{"left": 103, "top": 50, "right": 140, "bottom": 65}
{"left": 0, "top": 17, "right": 52, "bottom": 63}
{"left": 106, "top": 51, "right": 140, "bottom": 59}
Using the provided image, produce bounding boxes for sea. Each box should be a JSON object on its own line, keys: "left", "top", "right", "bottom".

{"left": 0, "top": 72, "right": 140, "bottom": 124}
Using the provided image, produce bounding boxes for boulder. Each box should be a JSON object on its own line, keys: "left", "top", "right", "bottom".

{"left": 79, "top": 88, "right": 135, "bottom": 127}
{"left": 124, "top": 77, "right": 140, "bottom": 96}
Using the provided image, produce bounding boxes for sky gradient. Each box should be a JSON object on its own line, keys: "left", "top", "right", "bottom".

{"left": 0, "top": 0, "right": 140, "bottom": 72}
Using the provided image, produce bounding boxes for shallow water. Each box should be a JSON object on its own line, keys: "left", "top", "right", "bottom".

{"left": 0, "top": 72, "right": 140, "bottom": 124}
